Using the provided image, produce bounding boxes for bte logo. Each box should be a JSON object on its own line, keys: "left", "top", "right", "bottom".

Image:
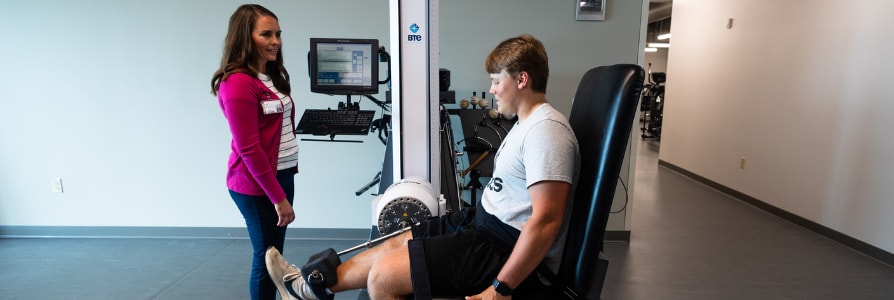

{"left": 407, "top": 23, "right": 423, "bottom": 42}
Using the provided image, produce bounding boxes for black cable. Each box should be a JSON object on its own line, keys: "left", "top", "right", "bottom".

{"left": 478, "top": 112, "right": 503, "bottom": 142}
{"left": 493, "top": 120, "right": 509, "bottom": 136}
{"left": 610, "top": 175, "right": 629, "bottom": 214}
{"left": 377, "top": 46, "right": 391, "bottom": 85}
{"left": 610, "top": 139, "right": 638, "bottom": 214}
{"left": 482, "top": 123, "right": 502, "bottom": 142}
{"left": 364, "top": 94, "right": 390, "bottom": 112}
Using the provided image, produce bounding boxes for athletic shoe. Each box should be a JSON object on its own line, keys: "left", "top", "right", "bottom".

{"left": 265, "top": 247, "right": 318, "bottom": 300}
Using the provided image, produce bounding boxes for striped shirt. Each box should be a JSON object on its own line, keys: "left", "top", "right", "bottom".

{"left": 258, "top": 74, "right": 299, "bottom": 171}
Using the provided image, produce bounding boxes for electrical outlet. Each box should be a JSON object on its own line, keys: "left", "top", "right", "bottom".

{"left": 739, "top": 157, "right": 747, "bottom": 169}
{"left": 51, "top": 178, "right": 64, "bottom": 193}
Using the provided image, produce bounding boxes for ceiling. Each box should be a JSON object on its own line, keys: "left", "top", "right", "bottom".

{"left": 648, "top": 0, "right": 673, "bottom": 22}
{"left": 646, "top": 0, "right": 673, "bottom": 44}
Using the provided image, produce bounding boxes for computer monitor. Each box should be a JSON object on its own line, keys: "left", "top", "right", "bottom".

{"left": 309, "top": 38, "right": 379, "bottom": 95}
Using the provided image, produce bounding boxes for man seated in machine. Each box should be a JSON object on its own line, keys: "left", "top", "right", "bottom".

{"left": 265, "top": 34, "right": 580, "bottom": 300}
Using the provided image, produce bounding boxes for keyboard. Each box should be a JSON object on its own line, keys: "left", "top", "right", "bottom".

{"left": 296, "top": 109, "right": 375, "bottom": 135}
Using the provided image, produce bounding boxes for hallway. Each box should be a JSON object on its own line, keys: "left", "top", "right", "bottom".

{"left": 601, "top": 140, "right": 894, "bottom": 299}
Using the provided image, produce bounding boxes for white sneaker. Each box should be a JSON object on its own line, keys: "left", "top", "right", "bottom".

{"left": 265, "top": 247, "right": 319, "bottom": 300}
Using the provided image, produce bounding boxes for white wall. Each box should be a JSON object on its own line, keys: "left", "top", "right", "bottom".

{"left": 661, "top": 0, "right": 894, "bottom": 253}
{"left": 0, "top": 0, "right": 646, "bottom": 230}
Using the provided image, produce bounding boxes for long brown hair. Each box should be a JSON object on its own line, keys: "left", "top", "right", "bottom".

{"left": 211, "top": 4, "right": 291, "bottom": 96}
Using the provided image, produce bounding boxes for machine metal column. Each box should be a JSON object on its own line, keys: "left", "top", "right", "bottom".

{"left": 388, "top": 0, "right": 440, "bottom": 192}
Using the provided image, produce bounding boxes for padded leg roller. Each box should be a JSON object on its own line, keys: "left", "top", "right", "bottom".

{"left": 300, "top": 248, "right": 341, "bottom": 300}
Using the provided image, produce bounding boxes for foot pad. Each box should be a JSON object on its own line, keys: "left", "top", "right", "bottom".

{"left": 300, "top": 248, "right": 341, "bottom": 300}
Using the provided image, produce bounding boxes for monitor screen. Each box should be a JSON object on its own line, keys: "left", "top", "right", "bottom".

{"left": 309, "top": 38, "right": 379, "bottom": 95}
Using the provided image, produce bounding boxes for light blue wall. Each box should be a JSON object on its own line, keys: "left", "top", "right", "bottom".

{"left": 0, "top": 0, "right": 646, "bottom": 229}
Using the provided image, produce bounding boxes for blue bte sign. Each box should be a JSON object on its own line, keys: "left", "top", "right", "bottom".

{"left": 408, "top": 23, "right": 423, "bottom": 42}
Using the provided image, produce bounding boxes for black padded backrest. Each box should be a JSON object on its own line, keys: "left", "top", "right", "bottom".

{"left": 559, "top": 64, "right": 644, "bottom": 294}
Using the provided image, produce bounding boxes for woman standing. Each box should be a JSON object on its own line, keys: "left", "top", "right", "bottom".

{"left": 211, "top": 4, "right": 299, "bottom": 300}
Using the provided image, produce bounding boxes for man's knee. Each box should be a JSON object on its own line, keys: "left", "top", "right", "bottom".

{"left": 367, "top": 247, "right": 412, "bottom": 297}
{"left": 379, "top": 230, "right": 413, "bottom": 250}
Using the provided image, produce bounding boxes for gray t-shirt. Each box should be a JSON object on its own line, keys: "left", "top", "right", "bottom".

{"left": 481, "top": 103, "right": 580, "bottom": 271}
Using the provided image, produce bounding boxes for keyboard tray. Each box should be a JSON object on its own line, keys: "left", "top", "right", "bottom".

{"left": 296, "top": 109, "right": 375, "bottom": 136}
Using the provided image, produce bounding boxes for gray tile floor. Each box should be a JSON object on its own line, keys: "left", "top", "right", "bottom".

{"left": 2, "top": 140, "right": 893, "bottom": 300}
{"left": 0, "top": 237, "right": 367, "bottom": 300}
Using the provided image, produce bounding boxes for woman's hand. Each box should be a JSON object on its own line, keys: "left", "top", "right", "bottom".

{"left": 273, "top": 199, "right": 295, "bottom": 227}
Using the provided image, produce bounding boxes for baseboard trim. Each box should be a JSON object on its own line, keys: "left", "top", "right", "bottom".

{"left": 2, "top": 225, "right": 631, "bottom": 244}
{"left": 0, "top": 226, "right": 369, "bottom": 241}
{"left": 0, "top": 226, "right": 630, "bottom": 242}
{"left": 605, "top": 230, "right": 631, "bottom": 242}
{"left": 659, "top": 159, "right": 894, "bottom": 267}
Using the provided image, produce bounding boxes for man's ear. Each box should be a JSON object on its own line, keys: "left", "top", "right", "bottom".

{"left": 517, "top": 71, "right": 528, "bottom": 88}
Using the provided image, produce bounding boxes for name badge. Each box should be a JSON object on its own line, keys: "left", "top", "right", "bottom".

{"left": 261, "top": 99, "right": 283, "bottom": 115}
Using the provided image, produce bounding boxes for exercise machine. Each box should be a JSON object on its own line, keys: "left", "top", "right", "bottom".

{"left": 640, "top": 63, "right": 665, "bottom": 140}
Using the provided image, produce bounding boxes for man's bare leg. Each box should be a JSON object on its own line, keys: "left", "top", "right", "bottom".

{"left": 328, "top": 230, "right": 413, "bottom": 294}
{"left": 267, "top": 231, "right": 416, "bottom": 300}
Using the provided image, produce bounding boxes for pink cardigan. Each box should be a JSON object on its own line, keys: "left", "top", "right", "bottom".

{"left": 218, "top": 72, "right": 297, "bottom": 204}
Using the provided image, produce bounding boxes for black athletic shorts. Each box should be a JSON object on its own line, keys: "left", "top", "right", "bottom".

{"left": 407, "top": 206, "right": 550, "bottom": 298}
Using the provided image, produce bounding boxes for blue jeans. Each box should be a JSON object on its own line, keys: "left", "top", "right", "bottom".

{"left": 230, "top": 169, "right": 296, "bottom": 300}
